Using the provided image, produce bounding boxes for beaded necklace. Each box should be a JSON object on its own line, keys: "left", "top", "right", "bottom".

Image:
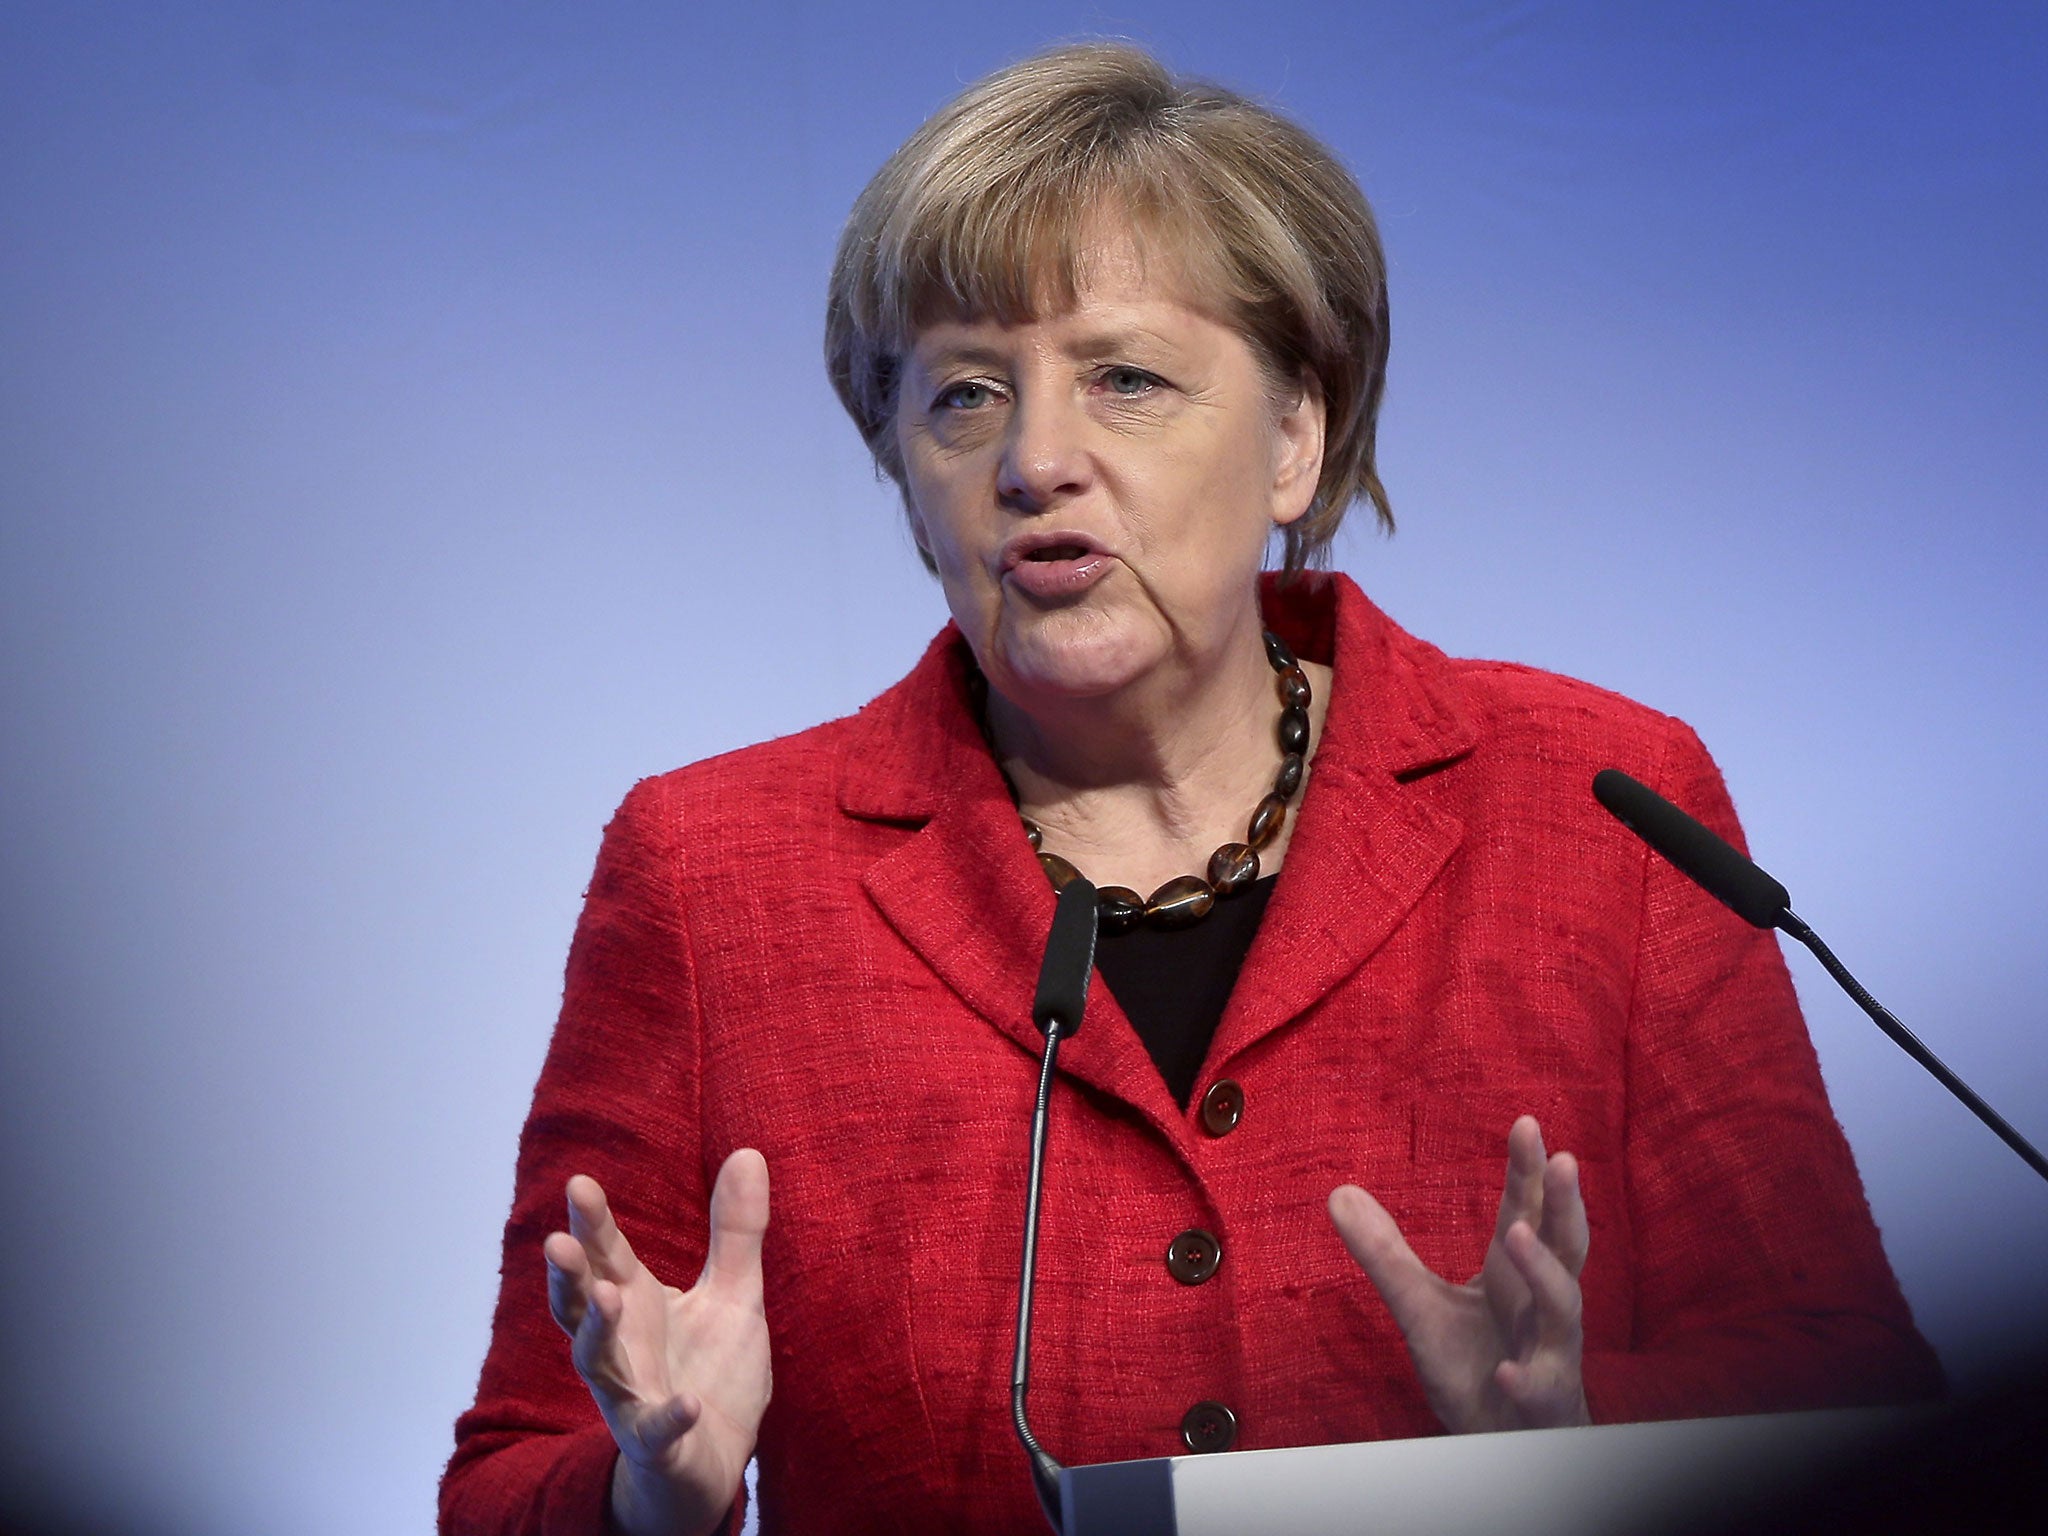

{"left": 975, "top": 631, "right": 1312, "bottom": 933}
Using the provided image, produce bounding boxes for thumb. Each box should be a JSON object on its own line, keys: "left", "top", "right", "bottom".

{"left": 1328, "top": 1183, "right": 1440, "bottom": 1332}
{"left": 699, "top": 1147, "right": 769, "bottom": 1304}
{"left": 622, "top": 1390, "right": 703, "bottom": 1462}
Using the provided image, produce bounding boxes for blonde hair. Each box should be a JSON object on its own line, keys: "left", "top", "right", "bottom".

{"left": 825, "top": 42, "right": 1393, "bottom": 573}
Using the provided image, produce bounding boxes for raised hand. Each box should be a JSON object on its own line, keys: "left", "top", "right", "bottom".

{"left": 1327, "top": 1115, "right": 1590, "bottom": 1433}
{"left": 544, "top": 1149, "right": 772, "bottom": 1536}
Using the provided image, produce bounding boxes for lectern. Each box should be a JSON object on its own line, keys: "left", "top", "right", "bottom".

{"left": 1060, "top": 1406, "right": 1926, "bottom": 1536}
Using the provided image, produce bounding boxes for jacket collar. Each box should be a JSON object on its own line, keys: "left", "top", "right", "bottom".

{"left": 838, "top": 573, "right": 1476, "bottom": 813}
{"left": 840, "top": 573, "right": 1479, "bottom": 1127}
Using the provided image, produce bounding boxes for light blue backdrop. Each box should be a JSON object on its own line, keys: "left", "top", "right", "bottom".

{"left": 2, "top": 3, "right": 2043, "bottom": 1532}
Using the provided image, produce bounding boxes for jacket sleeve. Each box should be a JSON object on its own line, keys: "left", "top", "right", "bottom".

{"left": 1579, "top": 724, "right": 1944, "bottom": 1422}
{"left": 440, "top": 777, "right": 745, "bottom": 1535}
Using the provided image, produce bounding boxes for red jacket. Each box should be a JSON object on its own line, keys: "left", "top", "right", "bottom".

{"left": 443, "top": 573, "right": 1940, "bottom": 1535}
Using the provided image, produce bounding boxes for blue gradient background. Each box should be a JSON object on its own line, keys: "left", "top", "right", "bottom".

{"left": 2, "top": 3, "right": 2043, "bottom": 1532}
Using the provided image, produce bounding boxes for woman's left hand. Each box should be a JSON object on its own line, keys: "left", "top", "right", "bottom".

{"left": 1327, "top": 1115, "right": 1591, "bottom": 1433}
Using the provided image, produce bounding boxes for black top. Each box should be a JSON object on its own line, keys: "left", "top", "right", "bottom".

{"left": 1092, "top": 875, "right": 1279, "bottom": 1108}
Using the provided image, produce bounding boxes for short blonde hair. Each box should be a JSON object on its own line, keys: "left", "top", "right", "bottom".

{"left": 825, "top": 42, "right": 1393, "bottom": 573}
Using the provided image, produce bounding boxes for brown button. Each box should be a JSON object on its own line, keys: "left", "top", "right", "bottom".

{"left": 1180, "top": 1400, "right": 1238, "bottom": 1454}
{"left": 1166, "top": 1229, "right": 1221, "bottom": 1284}
{"left": 1199, "top": 1079, "right": 1245, "bottom": 1137}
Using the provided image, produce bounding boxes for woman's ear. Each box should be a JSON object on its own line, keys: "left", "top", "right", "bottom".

{"left": 1270, "top": 373, "right": 1327, "bottom": 528}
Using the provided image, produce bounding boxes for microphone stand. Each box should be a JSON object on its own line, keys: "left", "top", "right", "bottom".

{"left": 1777, "top": 910, "right": 2048, "bottom": 1183}
{"left": 1594, "top": 768, "right": 2048, "bottom": 1186}
{"left": 1013, "top": 999, "right": 1072, "bottom": 1526}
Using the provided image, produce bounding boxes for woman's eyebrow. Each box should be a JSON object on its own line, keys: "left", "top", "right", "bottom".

{"left": 906, "top": 339, "right": 1012, "bottom": 378}
{"left": 1062, "top": 325, "right": 1185, "bottom": 363}
{"left": 909, "top": 324, "right": 1188, "bottom": 377}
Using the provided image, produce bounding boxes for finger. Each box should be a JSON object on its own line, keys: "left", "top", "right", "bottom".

{"left": 1503, "top": 1219, "right": 1584, "bottom": 1353}
{"left": 1493, "top": 1221, "right": 1589, "bottom": 1428}
{"left": 1493, "top": 1350, "right": 1588, "bottom": 1427}
{"left": 622, "top": 1390, "right": 703, "bottom": 1461}
{"left": 566, "top": 1174, "right": 646, "bottom": 1284}
{"left": 1327, "top": 1184, "right": 1447, "bottom": 1336}
{"left": 570, "top": 1275, "right": 636, "bottom": 1400}
{"left": 699, "top": 1148, "right": 770, "bottom": 1306}
{"left": 1537, "top": 1151, "right": 1590, "bottom": 1278}
{"left": 566, "top": 1279, "right": 708, "bottom": 1458}
{"left": 1490, "top": 1116, "right": 1549, "bottom": 1247}
{"left": 544, "top": 1230, "right": 594, "bottom": 1336}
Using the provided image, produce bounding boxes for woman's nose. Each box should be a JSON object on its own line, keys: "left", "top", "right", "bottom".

{"left": 996, "top": 389, "right": 1091, "bottom": 510}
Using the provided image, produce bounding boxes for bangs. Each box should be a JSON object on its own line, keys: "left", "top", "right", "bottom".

{"left": 874, "top": 154, "right": 1224, "bottom": 343}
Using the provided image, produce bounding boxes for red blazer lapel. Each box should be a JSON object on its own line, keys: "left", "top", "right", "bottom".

{"left": 842, "top": 628, "right": 1190, "bottom": 1138}
{"left": 1209, "top": 575, "right": 1479, "bottom": 1071}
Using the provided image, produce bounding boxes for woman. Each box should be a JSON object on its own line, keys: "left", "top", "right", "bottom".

{"left": 442, "top": 44, "right": 1940, "bottom": 1536}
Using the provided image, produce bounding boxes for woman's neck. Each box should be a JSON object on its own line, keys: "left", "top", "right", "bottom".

{"left": 984, "top": 622, "right": 1332, "bottom": 897}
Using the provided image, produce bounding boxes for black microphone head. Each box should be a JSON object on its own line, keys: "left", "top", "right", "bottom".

{"left": 1592, "top": 768, "right": 1791, "bottom": 929}
{"left": 1032, "top": 877, "right": 1098, "bottom": 1038}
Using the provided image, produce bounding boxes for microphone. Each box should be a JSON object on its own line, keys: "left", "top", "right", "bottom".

{"left": 1592, "top": 768, "right": 2048, "bottom": 1185}
{"left": 1013, "top": 876, "right": 1098, "bottom": 1532}
{"left": 1033, "top": 875, "right": 1098, "bottom": 1038}
{"left": 1592, "top": 768, "right": 1788, "bottom": 928}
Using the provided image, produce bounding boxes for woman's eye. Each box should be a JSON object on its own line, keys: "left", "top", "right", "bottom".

{"left": 1102, "top": 366, "right": 1158, "bottom": 396}
{"left": 935, "top": 381, "right": 995, "bottom": 411}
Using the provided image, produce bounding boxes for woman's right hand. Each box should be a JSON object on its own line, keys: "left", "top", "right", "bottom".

{"left": 544, "top": 1149, "right": 772, "bottom": 1536}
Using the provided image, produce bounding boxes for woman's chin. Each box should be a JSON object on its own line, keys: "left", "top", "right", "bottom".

{"left": 989, "top": 612, "right": 1164, "bottom": 704}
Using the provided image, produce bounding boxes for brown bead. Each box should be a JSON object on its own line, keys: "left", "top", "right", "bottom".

{"left": 1021, "top": 819, "right": 1042, "bottom": 850}
{"left": 1278, "top": 705, "right": 1310, "bottom": 755}
{"left": 1262, "top": 630, "right": 1297, "bottom": 672}
{"left": 1206, "top": 842, "right": 1260, "bottom": 896}
{"left": 1145, "top": 875, "right": 1215, "bottom": 928}
{"left": 1274, "top": 751, "right": 1304, "bottom": 799}
{"left": 1095, "top": 885, "right": 1145, "bottom": 934}
{"left": 1246, "top": 793, "right": 1288, "bottom": 850}
{"left": 1277, "top": 666, "right": 1312, "bottom": 708}
{"left": 1037, "top": 851, "right": 1081, "bottom": 890}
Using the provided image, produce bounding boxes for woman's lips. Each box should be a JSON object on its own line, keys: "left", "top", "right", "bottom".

{"left": 1002, "top": 547, "right": 1114, "bottom": 599}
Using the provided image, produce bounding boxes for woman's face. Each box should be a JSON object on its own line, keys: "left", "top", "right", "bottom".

{"left": 892, "top": 235, "right": 1324, "bottom": 711}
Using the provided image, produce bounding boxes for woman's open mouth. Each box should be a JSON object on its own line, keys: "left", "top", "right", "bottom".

{"left": 1002, "top": 537, "right": 1114, "bottom": 599}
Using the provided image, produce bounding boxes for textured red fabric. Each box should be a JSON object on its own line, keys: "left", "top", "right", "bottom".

{"left": 441, "top": 573, "right": 1941, "bottom": 1536}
